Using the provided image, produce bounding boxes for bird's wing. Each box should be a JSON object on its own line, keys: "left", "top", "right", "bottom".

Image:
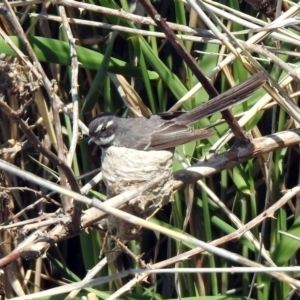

{"left": 144, "top": 122, "right": 214, "bottom": 150}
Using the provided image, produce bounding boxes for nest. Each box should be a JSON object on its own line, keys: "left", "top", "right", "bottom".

{"left": 100, "top": 146, "right": 174, "bottom": 240}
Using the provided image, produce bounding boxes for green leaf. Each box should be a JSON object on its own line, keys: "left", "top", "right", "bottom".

{"left": 81, "top": 32, "right": 118, "bottom": 114}
{"left": 272, "top": 215, "right": 300, "bottom": 265}
{"left": 0, "top": 36, "right": 158, "bottom": 80}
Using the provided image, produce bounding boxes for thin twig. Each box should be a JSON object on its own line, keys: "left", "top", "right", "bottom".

{"left": 28, "top": 13, "right": 216, "bottom": 42}
{"left": 50, "top": 0, "right": 207, "bottom": 35}
{"left": 59, "top": 6, "right": 80, "bottom": 167}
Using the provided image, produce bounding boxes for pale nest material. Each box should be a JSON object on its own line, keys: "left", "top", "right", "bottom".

{"left": 100, "top": 146, "right": 174, "bottom": 240}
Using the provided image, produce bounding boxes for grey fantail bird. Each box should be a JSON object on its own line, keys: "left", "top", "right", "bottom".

{"left": 88, "top": 73, "right": 265, "bottom": 150}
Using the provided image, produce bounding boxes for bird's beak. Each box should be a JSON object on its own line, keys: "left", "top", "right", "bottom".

{"left": 88, "top": 137, "right": 95, "bottom": 144}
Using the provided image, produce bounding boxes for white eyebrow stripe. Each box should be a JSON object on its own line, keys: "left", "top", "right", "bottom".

{"left": 95, "top": 124, "right": 104, "bottom": 133}
{"left": 106, "top": 120, "right": 114, "bottom": 128}
{"left": 94, "top": 120, "right": 114, "bottom": 133}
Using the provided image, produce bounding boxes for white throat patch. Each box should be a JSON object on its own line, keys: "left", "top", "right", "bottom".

{"left": 95, "top": 134, "right": 116, "bottom": 146}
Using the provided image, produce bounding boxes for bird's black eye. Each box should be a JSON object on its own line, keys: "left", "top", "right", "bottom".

{"left": 101, "top": 126, "right": 106, "bottom": 132}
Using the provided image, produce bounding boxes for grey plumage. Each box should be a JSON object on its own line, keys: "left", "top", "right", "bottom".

{"left": 88, "top": 72, "right": 266, "bottom": 150}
